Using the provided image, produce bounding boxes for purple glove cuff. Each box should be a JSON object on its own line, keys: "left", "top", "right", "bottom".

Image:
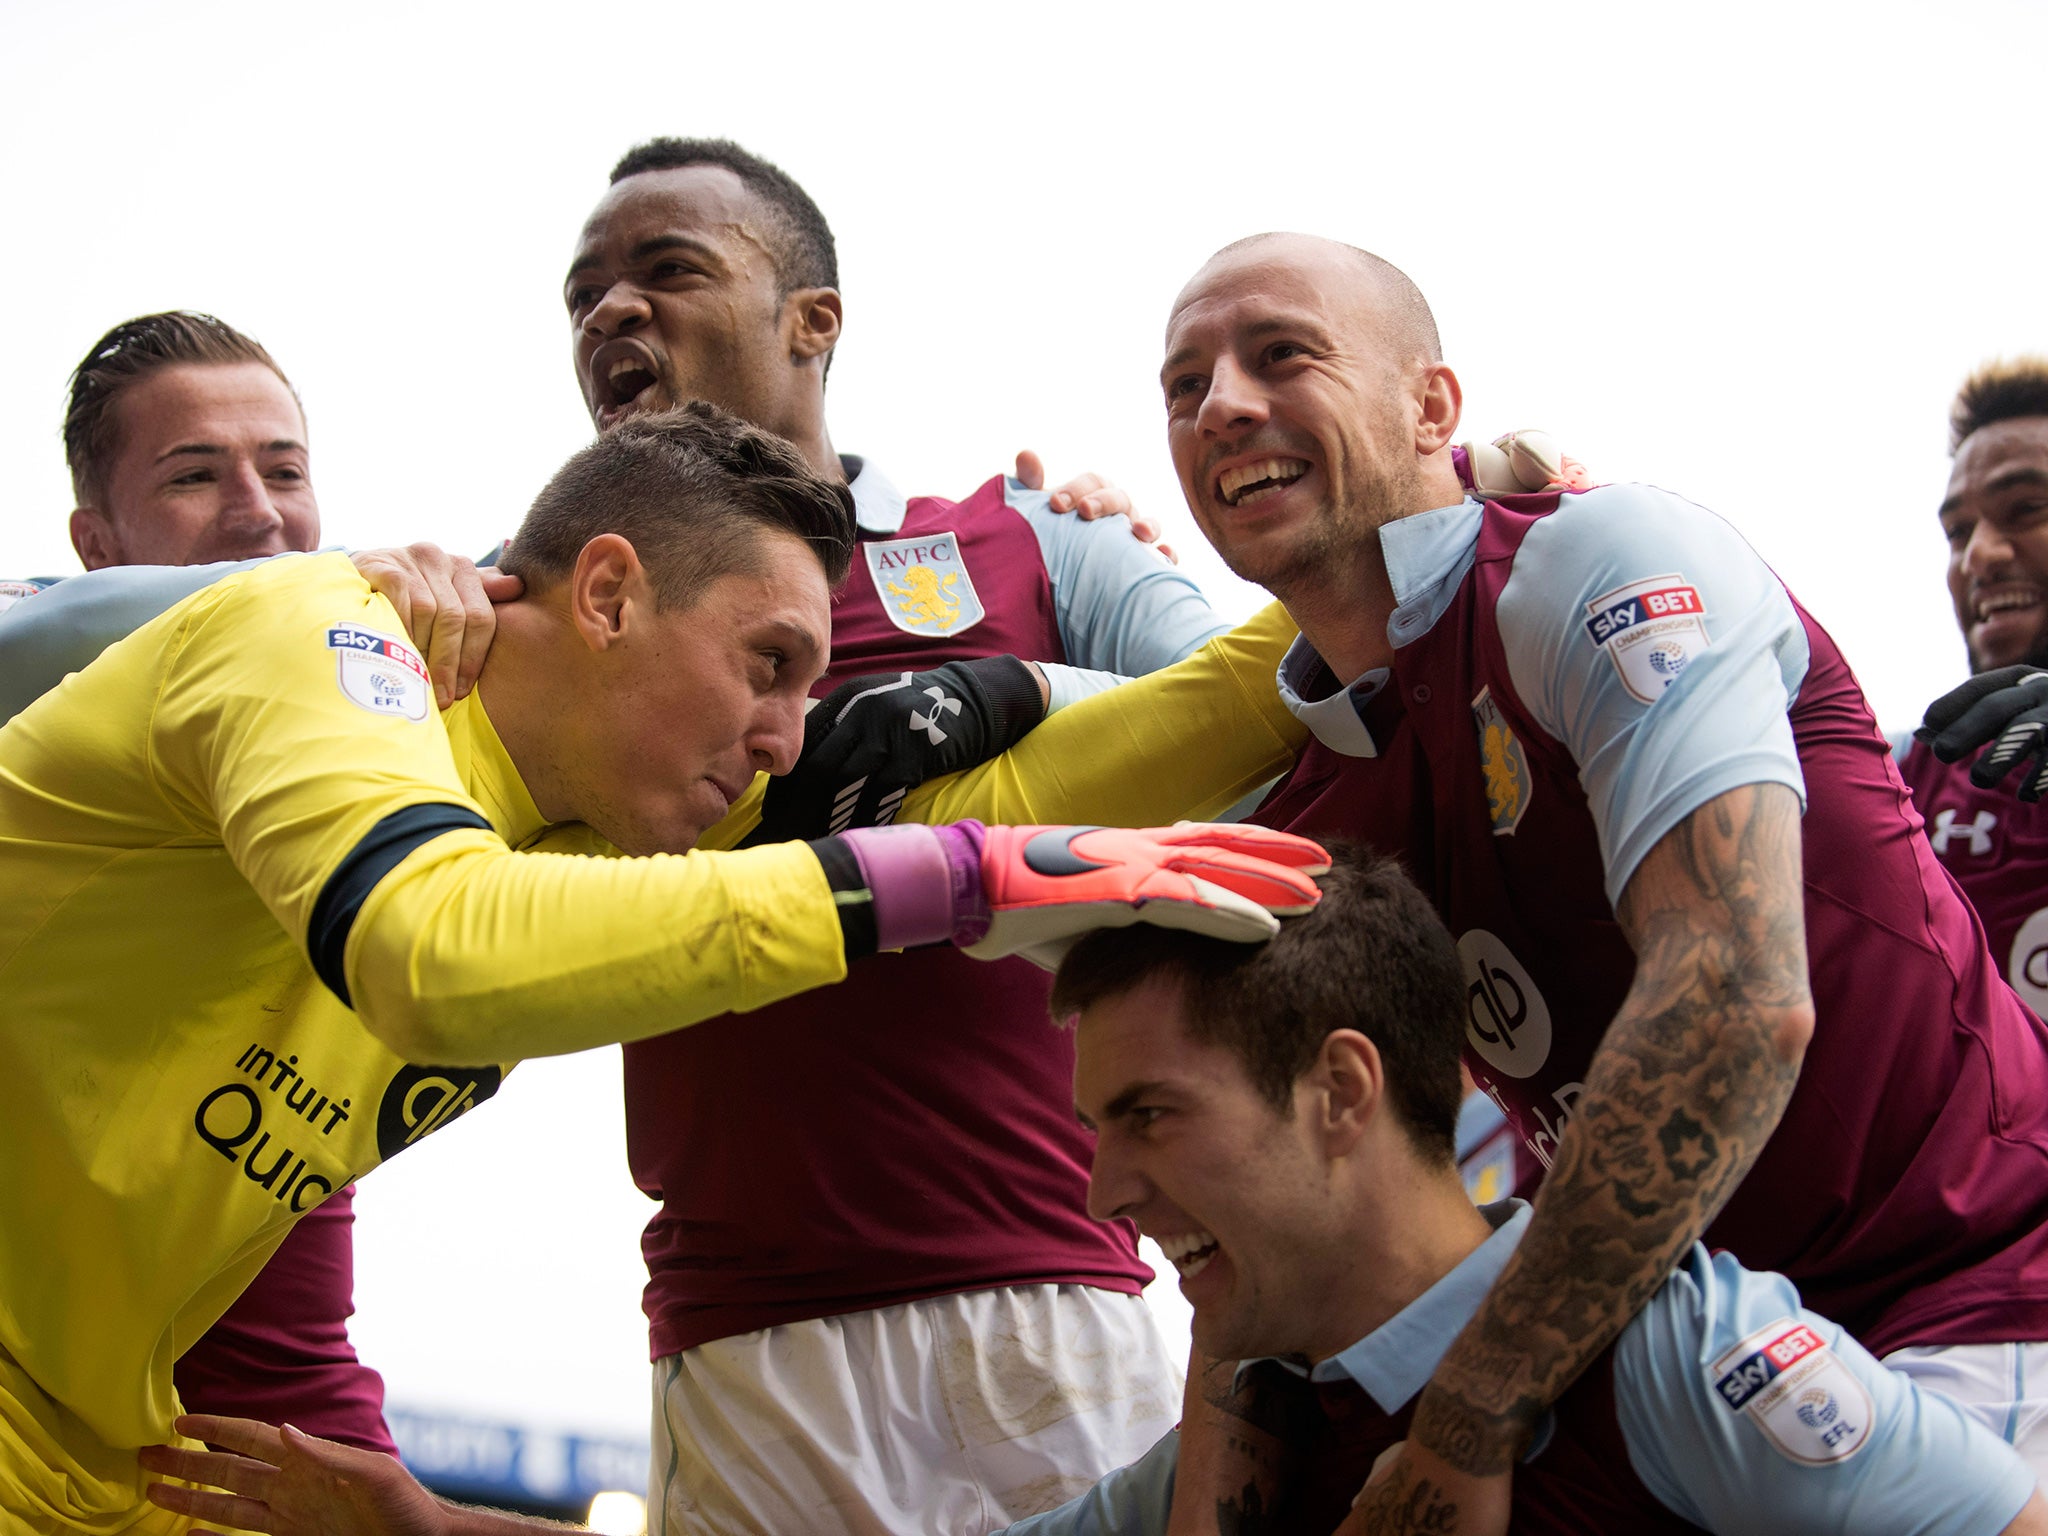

{"left": 840, "top": 820, "right": 990, "bottom": 950}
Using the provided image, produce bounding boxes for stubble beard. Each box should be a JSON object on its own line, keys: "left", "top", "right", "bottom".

{"left": 1217, "top": 459, "right": 1417, "bottom": 607}
{"left": 1968, "top": 627, "right": 2048, "bottom": 676}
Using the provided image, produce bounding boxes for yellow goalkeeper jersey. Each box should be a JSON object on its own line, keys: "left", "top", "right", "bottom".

{"left": 0, "top": 554, "right": 845, "bottom": 1532}
{"left": 0, "top": 551, "right": 1302, "bottom": 1534}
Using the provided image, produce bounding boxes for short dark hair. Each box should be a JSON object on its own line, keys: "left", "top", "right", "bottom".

{"left": 63, "top": 311, "right": 301, "bottom": 503}
{"left": 1952, "top": 357, "right": 2048, "bottom": 452}
{"left": 499, "top": 400, "right": 854, "bottom": 608}
{"left": 1050, "top": 844, "right": 1466, "bottom": 1165}
{"left": 610, "top": 137, "right": 838, "bottom": 299}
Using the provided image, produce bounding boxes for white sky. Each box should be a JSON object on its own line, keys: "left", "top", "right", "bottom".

{"left": 5, "top": 0, "right": 2045, "bottom": 1441}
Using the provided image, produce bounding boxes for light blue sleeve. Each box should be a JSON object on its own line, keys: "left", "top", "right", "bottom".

{"left": 1006, "top": 481, "right": 1231, "bottom": 713}
{"left": 0, "top": 557, "right": 273, "bottom": 724}
{"left": 1614, "top": 1248, "right": 2035, "bottom": 1535}
{"left": 995, "top": 1430, "right": 1177, "bottom": 1536}
{"left": 1496, "top": 483, "right": 1812, "bottom": 904}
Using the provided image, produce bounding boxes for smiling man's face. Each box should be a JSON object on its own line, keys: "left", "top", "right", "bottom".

{"left": 74, "top": 361, "right": 317, "bottom": 569}
{"left": 1076, "top": 974, "right": 1339, "bottom": 1363}
{"left": 1160, "top": 236, "right": 1429, "bottom": 596}
{"left": 565, "top": 165, "right": 803, "bottom": 438}
{"left": 1941, "top": 415, "right": 2048, "bottom": 672}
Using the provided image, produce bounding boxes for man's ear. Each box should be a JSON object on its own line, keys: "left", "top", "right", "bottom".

{"left": 1413, "top": 363, "right": 1464, "bottom": 457}
{"left": 69, "top": 506, "right": 122, "bottom": 570}
{"left": 566, "top": 533, "right": 647, "bottom": 651}
{"left": 784, "top": 286, "right": 843, "bottom": 366}
{"left": 1315, "top": 1028, "right": 1386, "bottom": 1156}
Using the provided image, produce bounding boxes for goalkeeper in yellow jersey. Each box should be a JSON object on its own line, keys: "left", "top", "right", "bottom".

{"left": 0, "top": 400, "right": 1323, "bottom": 1535}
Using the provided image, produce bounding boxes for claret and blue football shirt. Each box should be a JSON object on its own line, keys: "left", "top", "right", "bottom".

{"left": 1000, "top": 1203, "right": 2039, "bottom": 1536}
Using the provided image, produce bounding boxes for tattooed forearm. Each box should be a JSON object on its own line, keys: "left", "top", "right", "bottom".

{"left": 1216, "top": 1482, "right": 1275, "bottom": 1536}
{"left": 1171, "top": 1358, "right": 1315, "bottom": 1534}
{"left": 1381, "top": 1479, "right": 1460, "bottom": 1535}
{"left": 1346, "top": 1465, "right": 1464, "bottom": 1536}
{"left": 1412, "top": 781, "right": 1815, "bottom": 1474}
{"left": 1200, "top": 1357, "right": 1321, "bottom": 1439}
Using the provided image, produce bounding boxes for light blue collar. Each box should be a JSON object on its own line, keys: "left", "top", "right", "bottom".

{"left": 1314, "top": 1200, "right": 1529, "bottom": 1412}
{"left": 1275, "top": 496, "right": 1485, "bottom": 757}
{"left": 844, "top": 455, "right": 909, "bottom": 535}
{"left": 1238, "top": 1200, "right": 1530, "bottom": 1414}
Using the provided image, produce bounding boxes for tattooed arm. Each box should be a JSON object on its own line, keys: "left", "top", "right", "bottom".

{"left": 1168, "top": 1356, "right": 1319, "bottom": 1536}
{"left": 1354, "top": 781, "right": 1815, "bottom": 1533}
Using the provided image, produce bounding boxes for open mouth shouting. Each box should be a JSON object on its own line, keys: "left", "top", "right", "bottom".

{"left": 590, "top": 341, "right": 665, "bottom": 429}
{"left": 1216, "top": 457, "right": 1310, "bottom": 508}
{"left": 1156, "top": 1227, "right": 1221, "bottom": 1284}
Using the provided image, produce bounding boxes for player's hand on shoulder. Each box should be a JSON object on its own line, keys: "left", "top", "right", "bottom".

{"left": 350, "top": 543, "right": 523, "bottom": 710}
{"left": 749, "top": 657, "right": 1050, "bottom": 845}
{"left": 1919, "top": 665, "right": 2048, "bottom": 800}
{"left": 1014, "top": 450, "right": 1178, "bottom": 563}
{"left": 140, "top": 1413, "right": 455, "bottom": 1536}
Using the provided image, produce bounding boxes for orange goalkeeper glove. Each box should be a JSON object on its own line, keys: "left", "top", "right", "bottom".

{"left": 821, "top": 820, "right": 1331, "bottom": 969}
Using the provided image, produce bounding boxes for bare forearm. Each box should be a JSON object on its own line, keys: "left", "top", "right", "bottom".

{"left": 1415, "top": 782, "right": 1815, "bottom": 1471}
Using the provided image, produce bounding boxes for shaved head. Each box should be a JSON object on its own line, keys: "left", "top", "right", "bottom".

{"left": 1160, "top": 230, "right": 1468, "bottom": 661}
{"left": 1181, "top": 232, "right": 1441, "bottom": 369}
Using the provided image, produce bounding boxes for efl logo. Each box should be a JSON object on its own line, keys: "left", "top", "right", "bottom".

{"left": 1583, "top": 573, "right": 1714, "bottom": 705}
{"left": 1708, "top": 1316, "right": 1872, "bottom": 1463}
{"left": 1713, "top": 1323, "right": 1824, "bottom": 1411}
{"left": 328, "top": 624, "right": 431, "bottom": 721}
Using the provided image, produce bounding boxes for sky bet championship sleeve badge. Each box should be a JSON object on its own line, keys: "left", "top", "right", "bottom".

{"left": 864, "top": 531, "right": 985, "bottom": 638}
{"left": 328, "top": 624, "right": 431, "bottom": 721}
{"left": 1708, "top": 1318, "right": 1873, "bottom": 1465}
{"left": 1583, "top": 572, "right": 1712, "bottom": 704}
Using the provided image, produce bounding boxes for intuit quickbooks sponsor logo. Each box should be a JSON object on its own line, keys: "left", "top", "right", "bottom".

{"left": 193, "top": 1048, "right": 502, "bottom": 1207}
{"left": 193, "top": 1045, "right": 358, "bottom": 1211}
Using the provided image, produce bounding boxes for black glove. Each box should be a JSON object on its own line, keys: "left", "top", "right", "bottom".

{"left": 1917, "top": 665, "right": 2048, "bottom": 800}
{"left": 747, "top": 656, "right": 1046, "bottom": 844}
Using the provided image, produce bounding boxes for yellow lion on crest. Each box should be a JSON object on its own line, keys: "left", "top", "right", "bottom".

{"left": 886, "top": 566, "right": 962, "bottom": 630}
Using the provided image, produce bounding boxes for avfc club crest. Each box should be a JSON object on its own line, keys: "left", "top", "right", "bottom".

{"left": 1470, "top": 686, "right": 1532, "bottom": 835}
{"left": 864, "top": 531, "right": 986, "bottom": 639}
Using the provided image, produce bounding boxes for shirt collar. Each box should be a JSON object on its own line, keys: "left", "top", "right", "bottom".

{"left": 444, "top": 688, "right": 551, "bottom": 850}
{"left": 1274, "top": 496, "right": 1485, "bottom": 757}
{"left": 844, "top": 454, "right": 909, "bottom": 535}
{"left": 1237, "top": 1200, "right": 1530, "bottom": 1414}
{"left": 1316, "top": 1200, "right": 1530, "bottom": 1412}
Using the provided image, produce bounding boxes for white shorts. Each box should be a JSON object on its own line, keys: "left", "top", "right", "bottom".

{"left": 648, "top": 1284, "right": 1181, "bottom": 1536}
{"left": 1884, "top": 1341, "right": 2048, "bottom": 1481}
